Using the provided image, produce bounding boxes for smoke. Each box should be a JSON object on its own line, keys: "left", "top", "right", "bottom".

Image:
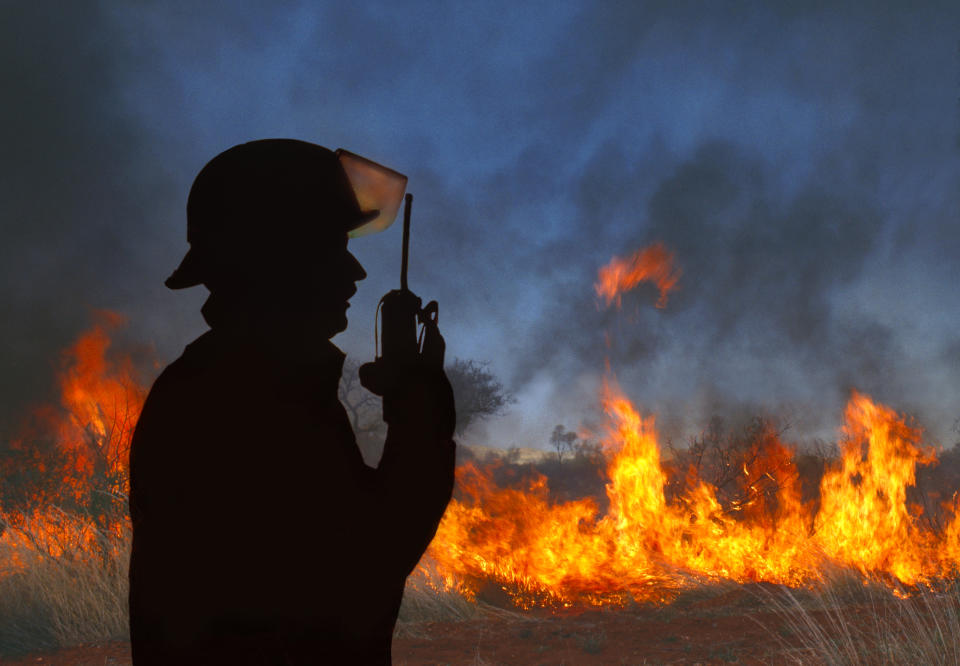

{"left": 467, "top": 1, "right": 960, "bottom": 445}
{"left": 0, "top": 4, "right": 177, "bottom": 437}
{"left": 2, "top": 1, "right": 958, "bottom": 449}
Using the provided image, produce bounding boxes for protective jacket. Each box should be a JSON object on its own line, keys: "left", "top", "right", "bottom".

{"left": 128, "top": 325, "right": 455, "bottom": 665}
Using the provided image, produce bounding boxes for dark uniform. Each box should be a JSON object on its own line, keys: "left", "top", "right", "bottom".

{"left": 128, "top": 139, "right": 455, "bottom": 664}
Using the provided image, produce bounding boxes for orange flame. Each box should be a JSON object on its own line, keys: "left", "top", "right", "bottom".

{"left": 815, "top": 392, "right": 938, "bottom": 584}
{"left": 4, "top": 309, "right": 960, "bottom": 611}
{"left": 426, "top": 379, "right": 816, "bottom": 607}
{"left": 424, "top": 386, "right": 957, "bottom": 607}
{"left": 0, "top": 312, "right": 141, "bottom": 571}
{"left": 55, "top": 310, "right": 144, "bottom": 498}
{"left": 595, "top": 243, "right": 681, "bottom": 309}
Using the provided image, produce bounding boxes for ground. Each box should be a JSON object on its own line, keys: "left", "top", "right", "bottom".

{"left": 4, "top": 588, "right": 809, "bottom": 665}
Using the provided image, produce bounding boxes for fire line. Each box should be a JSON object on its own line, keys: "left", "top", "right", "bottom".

{"left": 3, "top": 249, "right": 960, "bottom": 611}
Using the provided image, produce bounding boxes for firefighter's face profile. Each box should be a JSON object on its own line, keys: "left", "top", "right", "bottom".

{"left": 262, "top": 234, "right": 367, "bottom": 338}
{"left": 313, "top": 239, "right": 367, "bottom": 336}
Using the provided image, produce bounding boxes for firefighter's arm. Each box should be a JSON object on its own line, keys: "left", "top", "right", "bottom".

{"left": 366, "top": 364, "right": 456, "bottom": 575}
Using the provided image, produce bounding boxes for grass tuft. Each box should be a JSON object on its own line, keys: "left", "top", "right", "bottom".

{"left": 0, "top": 534, "right": 130, "bottom": 657}
{"left": 752, "top": 570, "right": 960, "bottom": 665}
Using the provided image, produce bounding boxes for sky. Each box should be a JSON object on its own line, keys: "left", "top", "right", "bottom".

{"left": 2, "top": 1, "right": 959, "bottom": 450}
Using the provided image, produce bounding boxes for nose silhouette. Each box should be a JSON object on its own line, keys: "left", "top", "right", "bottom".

{"left": 348, "top": 250, "right": 367, "bottom": 282}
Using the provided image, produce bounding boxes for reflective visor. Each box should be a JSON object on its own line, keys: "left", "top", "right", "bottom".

{"left": 336, "top": 149, "right": 408, "bottom": 237}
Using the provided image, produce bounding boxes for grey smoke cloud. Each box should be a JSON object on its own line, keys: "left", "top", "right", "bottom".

{"left": 1, "top": 1, "right": 958, "bottom": 450}
{"left": 0, "top": 3, "right": 180, "bottom": 437}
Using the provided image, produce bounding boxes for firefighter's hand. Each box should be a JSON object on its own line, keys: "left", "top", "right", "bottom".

{"left": 384, "top": 364, "right": 456, "bottom": 441}
{"left": 358, "top": 359, "right": 388, "bottom": 397}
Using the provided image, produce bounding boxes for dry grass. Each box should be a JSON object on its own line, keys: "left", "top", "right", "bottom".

{"left": 0, "top": 531, "right": 508, "bottom": 656}
{"left": 397, "top": 580, "right": 482, "bottom": 627}
{"left": 7, "top": 525, "right": 960, "bottom": 665}
{"left": 395, "top": 560, "right": 529, "bottom": 638}
{"left": 0, "top": 533, "right": 130, "bottom": 657}
{"left": 752, "top": 569, "right": 960, "bottom": 665}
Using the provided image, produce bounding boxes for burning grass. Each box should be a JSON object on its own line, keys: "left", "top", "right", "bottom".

{"left": 5, "top": 294, "right": 960, "bottom": 659}
{"left": 423, "top": 383, "right": 960, "bottom": 610}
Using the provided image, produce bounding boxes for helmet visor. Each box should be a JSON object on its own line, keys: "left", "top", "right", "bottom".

{"left": 336, "top": 149, "right": 408, "bottom": 237}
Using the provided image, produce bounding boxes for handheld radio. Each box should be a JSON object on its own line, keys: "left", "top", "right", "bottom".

{"left": 359, "top": 194, "right": 444, "bottom": 419}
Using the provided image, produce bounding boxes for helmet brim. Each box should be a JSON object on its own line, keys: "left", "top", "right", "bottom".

{"left": 164, "top": 208, "right": 379, "bottom": 290}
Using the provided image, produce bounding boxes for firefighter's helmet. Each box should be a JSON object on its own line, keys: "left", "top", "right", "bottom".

{"left": 165, "top": 138, "right": 406, "bottom": 290}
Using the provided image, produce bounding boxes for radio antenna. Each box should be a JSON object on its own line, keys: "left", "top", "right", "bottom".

{"left": 400, "top": 192, "right": 412, "bottom": 291}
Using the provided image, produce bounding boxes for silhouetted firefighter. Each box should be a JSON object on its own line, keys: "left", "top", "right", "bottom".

{"left": 128, "top": 139, "right": 456, "bottom": 665}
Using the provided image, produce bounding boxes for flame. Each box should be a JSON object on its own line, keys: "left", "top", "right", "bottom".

{"left": 815, "top": 392, "right": 938, "bottom": 584}
{"left": 595, "top": 242, "right": 681, "bottom": 309}
{"left": 426, "top": 379, "right": 817, "bottom": 607}
{"left": 424, "top": 385, "right": 960, "bottom": 607}
{"left": 0, "top": 311, "right": 140, "bottom": 572}
{"left": 4, "top": 305, "right": 960, "bottom": 611}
